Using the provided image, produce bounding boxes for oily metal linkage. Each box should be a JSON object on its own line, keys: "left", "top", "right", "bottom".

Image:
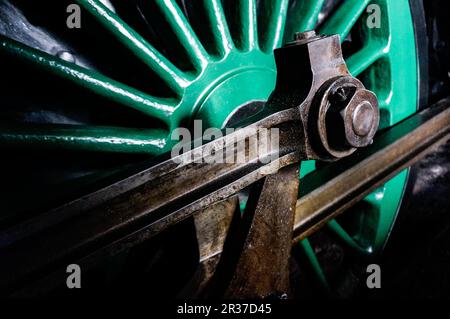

{"left": 191, "top": 97, "right": 450, "bottom": 296}
{"left": 0, "top": 31, "right": 380, "bottom": 296}
{"left": 211, "top": 30, "right": 380, "bottom": 298}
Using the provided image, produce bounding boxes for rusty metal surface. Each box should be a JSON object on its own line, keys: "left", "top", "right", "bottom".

{"left": 194, "top": 197, "right": 238, "bottom": 263}
{"left": 224, "top": 165, "right": 300, "bottom": 299}
{"left": 293, "top": 97, "right": 450, "bottom": 242}
{"left": 271, "top": 33, "right": 353, "bottom": 160}
{"left": 0, "top": 32, "right": 384, "bottom": 295}
{"left": 0, "top": 111, "right": 303, "bottom": 293}
{"left": 188, "top": 98, "right": 450, "bottom": 299}
{"left": 184, "top": 98, "right": 450, "bottom": 298}
{"left": 215, "top": 33, "right": 379, "bottom": 298}
{"left": 178, "top": 197, "right": 238, "bottom": 298}
{"left": 2, "top": 44, "right": 448, "bottom": 299}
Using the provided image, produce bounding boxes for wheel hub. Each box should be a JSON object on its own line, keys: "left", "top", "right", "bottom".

{"left": 180, "top": 52, "right": 277, "bottom": 129}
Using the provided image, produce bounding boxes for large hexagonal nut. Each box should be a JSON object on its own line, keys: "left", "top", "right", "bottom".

{"left": 339, "top": 88, "right": 379, "bottom": 148}
{"left": 314, "top": 76, "right": 379, "bottom": 159}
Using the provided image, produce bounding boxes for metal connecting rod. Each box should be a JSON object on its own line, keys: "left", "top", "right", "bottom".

{"left": 7, "top": 32, "right": 448, "bottom": 298}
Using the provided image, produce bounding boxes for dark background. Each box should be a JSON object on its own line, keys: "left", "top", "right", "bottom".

{"left": 374, "top": 0, "right": 450, "bottom": 299}
{"left": 370, "top": 139, "right": 450, "bottom": 299}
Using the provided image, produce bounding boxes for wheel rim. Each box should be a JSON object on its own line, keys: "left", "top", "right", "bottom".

{"left": 0, "top": 0, "right": 418, "bottom": 291}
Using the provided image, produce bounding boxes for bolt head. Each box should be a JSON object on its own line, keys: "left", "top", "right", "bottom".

{"left": 291, "top": 30, "right": 321, "bottom": 45}
{"left": 56, "top": 50, "right": 76, "bottom": 64}
{"left": 316, "top": 77, "right": 379, "bottom": 156}
{"left": 311, "top": 75, "right": 379, "bottom": 159}
{"left": 340, "top": 89, "right": 379, "bottom": 148}
{"left": 352, "top": 102, "right": 375, "bottom": 136}
{"left": 294, "top": 30, "right": 317, "bottom": 41}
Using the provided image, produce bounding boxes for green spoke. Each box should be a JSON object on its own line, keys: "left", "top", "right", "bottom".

{"left": 155, "top": 0, "right": 210, "bottom": 70}
{"left": 284, "top": 0, "right": 326, "bottom": 42}
{"left": 204, "top": 0, "right": 234, "bottom": 56}
{"left": 0, "top": 36, "right": 176, "bottom": 124}
{"left": 77, "top": 0, "right": 188, "bottom": 93}
{"left": 259, "top": 0, "right": 289, "bottom": 52}
{"left": 300, "top": 239, "right": 330, "bottom": 292}
{"left": 327, "top": 220, "right": 372, "bottom": 254}
{"left": 319, "top": 0, "right": 371, "bottom": 41}
{"left": 0, "top": 125, "right": 169, "bottom": 155}
{"left": 238, "top": 0, "right": 259, "bottom": 51}
{"left": 0, "top": 0, "right": 419, "bottom": 268}
{"left": 379, "top": 95, "right": 391, "bottom": 110}
{"left": 347, "top": 42, "right": 388, "bottom": 76}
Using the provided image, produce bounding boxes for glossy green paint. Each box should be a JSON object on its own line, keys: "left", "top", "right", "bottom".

{"left": 154, "top": 0, "right": 210, "bottom": 71}
{"left": 78, "top": 0, "right": 279, "bottom": 132}
{"left": 327, "top": 219, "right": 372, "bottom": 254}
{"left": 259, "top": 0, "right": 290, "bottom": 52}
{"left": 322, "top": 0, "right": 418, "bottom": 256}
{"left": 300, "top": 238, "right": 330, "bottom": 292}
{"left": 235, "top": 0, "right": 259, "bottom": 51}
{"left": 319, "top": 0, "right": 372, "bottom": 41}
{"left": 0, "top": 125, "right": 169, "bottom": 155}
{"left": 350, "top": 170, "right": 409, "bottom": 253}
{"left": 298, "top": 0, "right": 418, "bottom": 287}
{"left": 203, "top": 0, "right": 234, "bottom": 57}
{"left": 0, "top": 0, "right": 418, "bottom": 274}
{"left": 78, "top": 0, "right": 189, "bottom": 93}
{"left": 284, "top": 0, "right": 326, "bottom": 42}
{"left": 0, "top": 36, "right": 177, "bottom": 124}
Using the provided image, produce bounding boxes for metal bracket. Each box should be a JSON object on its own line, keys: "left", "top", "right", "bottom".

{"left": 0, "top": 31, "right": 382, "bottom": 296}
